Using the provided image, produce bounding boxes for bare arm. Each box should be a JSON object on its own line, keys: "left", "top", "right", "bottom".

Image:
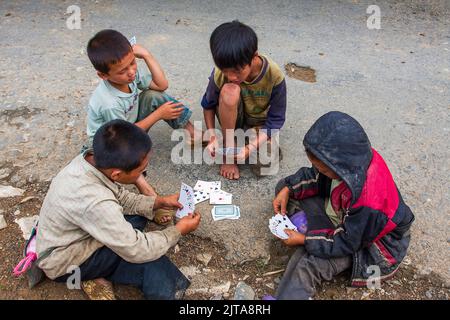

{"left": 132, "top": 44, "right": 168, "bottom": 91}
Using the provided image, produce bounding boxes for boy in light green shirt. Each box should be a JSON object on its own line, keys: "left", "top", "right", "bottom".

{"left": 85, "top": 30, "right": 201, "bottom": 223}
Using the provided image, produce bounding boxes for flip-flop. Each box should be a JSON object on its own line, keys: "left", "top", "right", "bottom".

{"left": 153, "top": 208, "right": 176, "bottom": 225}
{"left": 81, "top": 280, "right": 116, "bottom": 300}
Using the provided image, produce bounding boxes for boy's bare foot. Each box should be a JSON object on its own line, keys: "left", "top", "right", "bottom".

{"left": 220, "top": 163, "right": 240, "bottom": 180}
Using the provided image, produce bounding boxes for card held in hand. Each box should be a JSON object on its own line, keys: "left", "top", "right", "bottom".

{"left": 176, "top": 183, "right": 195, "bottom": 219}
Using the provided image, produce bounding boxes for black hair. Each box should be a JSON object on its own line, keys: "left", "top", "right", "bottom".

{"left": 93, "top": 119, "right": 152, "bottom": 172}
{"left": 210, "top": 20, "right": 258, "bottom": 70}
{"left": 87, "top": 29, "right": 132, "bottom": 74}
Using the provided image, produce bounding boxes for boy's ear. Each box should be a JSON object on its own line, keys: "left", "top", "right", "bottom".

{"left": 97, "top": 71, "right": 109, "bottom": 80}
{"left": 110, "top": 169, "right": 123, "bottom": 182}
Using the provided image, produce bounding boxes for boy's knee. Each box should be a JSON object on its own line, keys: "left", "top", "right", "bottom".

{"left": 219, "top": 83, "right": 240, "bottom": 107}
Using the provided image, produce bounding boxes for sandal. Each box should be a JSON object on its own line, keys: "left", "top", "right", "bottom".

{"left": 153, "top": 208, "right": 176, "bottom": 226}
{"left": 81, "top": 279, "right": 116, "bottom": 300}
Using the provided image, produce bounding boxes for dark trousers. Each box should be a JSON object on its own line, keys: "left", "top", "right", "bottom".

{"left": 55, "top": 215, "right": 190, "bottom": 300}
{"left": 274, "top": 179, "right": 352, "bottom": 300}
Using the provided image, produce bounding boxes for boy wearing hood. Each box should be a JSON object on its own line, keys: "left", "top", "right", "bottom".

{"left": 272, "top": 111, "right": 415, "bottom": 300}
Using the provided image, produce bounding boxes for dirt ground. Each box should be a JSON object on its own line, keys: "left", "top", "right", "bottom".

{"left": 0, "top": 185, "right": 448, "bottom": 300}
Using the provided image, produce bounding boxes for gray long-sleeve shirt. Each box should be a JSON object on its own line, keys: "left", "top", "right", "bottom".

{"left": 36, "top": 152, "right": 181, "bottom": 280}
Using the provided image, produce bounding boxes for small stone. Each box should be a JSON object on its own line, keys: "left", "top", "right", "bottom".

{"left": 0, "top": 185, "right": 25, "bottom": 198}
{"left": 196, "top": 253, "right": 212, "bottom": 267}
{"left": 0, "top": 168, "right": 12, "bottom": 180}
{"left": 425, "top": 290, "right": 433, "bottom": 299}
{"left": 265, "top": 283, "right": 275, "bottom": 290}
{"left": 210, "top": 293, "right": 223, "bottom": 300}
{"left": 19, "top": 196, "right": 38, "bottom": 204}
{"left": 210, "top": 281, "right": 231, "bottom": 295}
{"left": 14, "top": 215, "right": 39, "bottom": 239}
{"left": 0, "top": 215, "right": 7, "bottom": 230}
{"left": 14, "top": 209, "right": 21, "bottom": 216}
{"left": 179, "top": 265, "right": 200, "bottom": 279}
{"left": 173, "top": 244, "right": 180, "bottom": 253}
{"left": 242, "top": 275, "right": 250, "bottom": 281}
{"left": 234, "top": 281, "right": 255, "bottom": 300}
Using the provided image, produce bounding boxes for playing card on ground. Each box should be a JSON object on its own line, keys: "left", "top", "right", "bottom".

{"left": 211, "top": 205, "right": 240, "bottom": 221}
{"left": 194, "top": 190, "right": 209, "bottom": 204}
{"left": 209, "top": 190, "right": 232, "bottom": 205}
{"left": 176, "top": 183, "right": 195, "bottom": 219}
{"left": 194, "top": 180, "right": 221, "bottom": 193}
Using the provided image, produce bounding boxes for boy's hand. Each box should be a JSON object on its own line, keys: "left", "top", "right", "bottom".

{"left": 175, "top": 211, "right": 201, "bottom": 235}
{"left": 132, "top": 44, "right": 151, "bottom": 59}
{"left": 207, "top": 135, "right": 219, "bottom": 157}
{"left": 273, "top": 186, "right": 290, "bottom": 215}
{"left": 282, "top": 230, "right": 305, "bottom": 246}
{"left": 156, "top": 101, "right": 184, "bottom": 120}
{"left": 154, "top": 193, "right": 183, "bottom": 211}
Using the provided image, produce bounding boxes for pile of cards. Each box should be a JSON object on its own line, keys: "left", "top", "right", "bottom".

{"left": 193, "top": 180, "right": 232, "bottom": 205}
{"left": 211, "top": 205, "right": 240, "bottom": 221}
{"left": 176, "top": 183, "right": 195, "bottom": 219}
{"left": 268, "top": 214, "right": 298, "bottom": 239}
{"left": 183, "top": 180, "right": 239, "bottom": 221}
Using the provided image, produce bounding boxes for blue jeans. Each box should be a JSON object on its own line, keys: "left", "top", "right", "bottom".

{"left": 55, "top": 215, "right": 190, "bottom": 300}
{"left": 138, "top": 89, "right": 192, "bottom": 129}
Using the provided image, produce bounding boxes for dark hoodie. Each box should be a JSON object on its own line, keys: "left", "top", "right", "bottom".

{"left": 283, "top": 111, "right": 415, "bottom": 286}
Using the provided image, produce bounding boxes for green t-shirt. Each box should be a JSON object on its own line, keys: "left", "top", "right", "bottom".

{"left": 86, "top": 65, "right": 152, "bottom": 140}
{"left": 325, "top": 179, "right": 344, "bottom": 227}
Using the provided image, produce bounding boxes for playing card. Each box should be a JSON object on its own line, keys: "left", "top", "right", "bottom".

{"left": 194, "top": 180, "right": 221, "bottom": 193}
{"left": 129, "top": 36, "right": 137, "bottom": 46}
{"left": 176, "top": 183, "right": 195, "bottom": 219}
{"left": 210, "top": 190, "right": 232, "bottom": 205}
{"left": 268, "top": 214, "right": 297, "bottom": 239}
{"left": 194, "top": 190, "right": 209, "bottom": 204}
{"left": 211, "top": 205, "right": 240, "bottom": 221}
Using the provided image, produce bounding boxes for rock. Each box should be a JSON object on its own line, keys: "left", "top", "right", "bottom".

{"left": 0, "top": 185, "right": 25, "bottom": 198}
{"left": 14, "top": 215, "right": 39, "bottom": 239}
{"left": 188, "top": 281, "right": 232, "bottom": 297}
{"left": 425, "top": 289, "right": 433, "bottom": 299}
{"left": 14, "top": 209, "right": 21, "bottom": 216}
{"left": 265, "top": 283, "right": 275, "bottom": 290}
{"left": 0, "top": 168, "right": 11, "bottom": 180}
{"left": 242, "top": 275, "right": 250, "bottom": 281}
{"left": 0, "top": 215, "right": 7, "bottom": 230}
{"left": 173, "top": 244, "right": 180, "bottom": 253}
{"left": 210, "top": 281, "right": 231, "bottom": 295}
{"left": 196, "top": 253, "right": 212, "bottom": 266}
{"left": 210, "top": 293, "right": 223, "bottom": 300}
{"left": 234, "top": 281, "right": 255, "bottom": 300}
{"left": 19, "top": 196, "right": 38, "bottom": 204}
{"left": 390, "top": 280, "right": 402, "bottom": 286}
{"left": 418, "top": 266, "right": 433, "bottom": 278}
{"left": 179, "top": 265, "right": 200, "bottom": 279}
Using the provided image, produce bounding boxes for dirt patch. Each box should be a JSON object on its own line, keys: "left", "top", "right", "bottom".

{"left": 285, "top": 63, "right": 316, "bottom": 83}
{"left": 0, "top": 183, "right": 448, "bottom": 300}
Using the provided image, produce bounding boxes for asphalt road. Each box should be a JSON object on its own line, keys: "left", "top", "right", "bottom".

{"left": 0, "top": 0, "right": 449, "bottom": 283}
